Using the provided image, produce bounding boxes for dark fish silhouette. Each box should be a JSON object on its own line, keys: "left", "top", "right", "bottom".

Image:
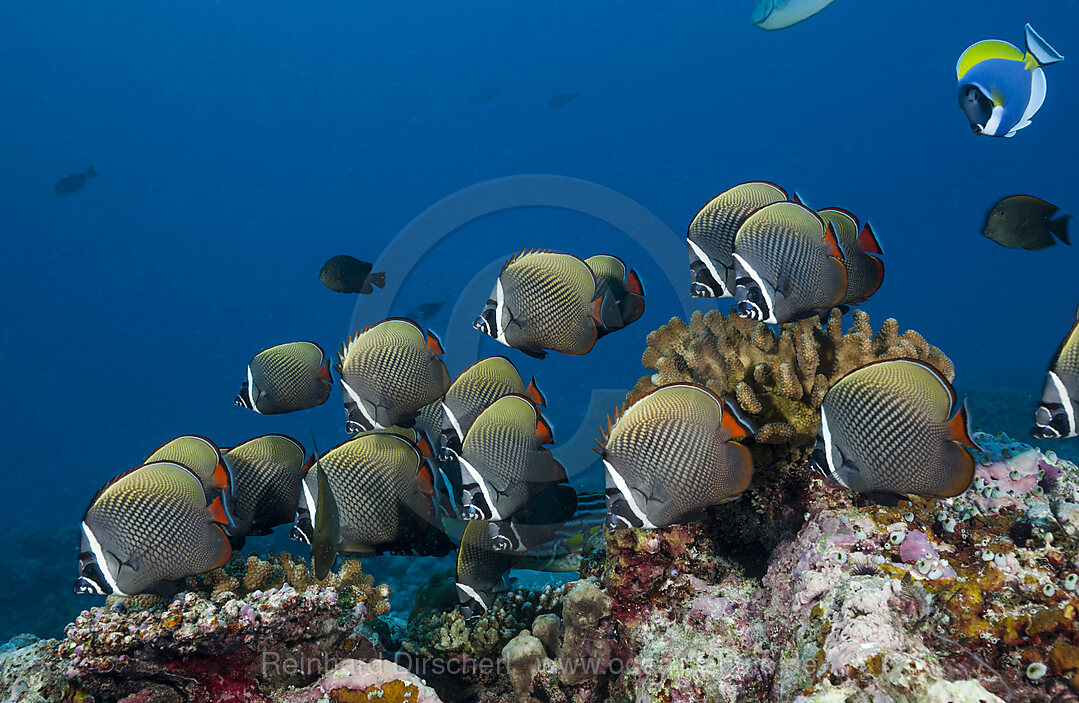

{"left": 407, "top": 301, "right": 446, "bottom": 321}
{"left": 54, "top": 166, "right": 97, "bottom": 196}
{"left": 319, "top": 255, "right": 386, "bottom": 294}
{"left": 982, "top": 195, "right": 1070, "bottom": 250}
{"left": 471, "top": 86, "right": 503, "bottom": 105}
{"left": 547, "top": 91, "right": 581, "bottom": 108}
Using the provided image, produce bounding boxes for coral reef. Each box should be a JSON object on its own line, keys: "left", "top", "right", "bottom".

{"left": 502, "top": 631, "right": 548, "bottom": 702}
{"left": 404, "top": 582, "right": 567, "bottom": 659}
{"left": 280, "top": 658, "right": 442, "bottom": 703}
{"left": 0, "top": 637, "right": 86, "bottom": 703}
{"left": 181, "top": 552, "right": 391, "bottom": 610}
{"left": 58, "top": 555, "right": 389, "bottom": 701}
{"left": 633, "top": 308, "right": 953, "bottom": 456}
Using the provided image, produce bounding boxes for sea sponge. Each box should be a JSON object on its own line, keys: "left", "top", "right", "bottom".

{"left": 632, "top": 308, "right": 954, "bottom": 456}
{"left": 558, "top": 579, "right": 610, "bottom": 686}
{"left": 501, "top": 631, "right": 550, "bottom": 703}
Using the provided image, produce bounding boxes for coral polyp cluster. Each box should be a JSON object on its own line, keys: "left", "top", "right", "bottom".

{"left": 55, "top": 557, "right": 390, "bottom": 702}
{"left": 632, "top": 308, "right": 954, "bottom": 452}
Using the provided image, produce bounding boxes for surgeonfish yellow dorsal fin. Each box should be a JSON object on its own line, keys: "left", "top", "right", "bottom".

{"left": 956, "top": 39, "right": 1024, "bottom": 80}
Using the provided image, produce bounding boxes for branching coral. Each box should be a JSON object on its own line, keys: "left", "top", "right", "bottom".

{"left": 404, "top": 583, "right": 566, "bottom": 659}
{"left": 177, "top": 552, "right": 389, "bottom": 617}
{"left": 632, "top": 308, "right": 954, "bottom": 455}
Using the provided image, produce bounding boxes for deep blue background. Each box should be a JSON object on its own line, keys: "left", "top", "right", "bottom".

{"left": 1, "top": 1, "right": 1076, "bottom": 638}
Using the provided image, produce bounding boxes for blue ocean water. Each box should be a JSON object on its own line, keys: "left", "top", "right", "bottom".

{"left": 1, "top": 1, "right": 1077, "bottom": 640}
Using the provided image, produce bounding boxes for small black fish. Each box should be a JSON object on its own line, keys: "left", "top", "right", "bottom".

{"left": 471, "top": 86, "right": 503, "bottom": 105}
{"left": 547, "top": 91, "right": 581, "bottom": 109}
{"left": 54, "top": 166, "right": 97, "bottom": 196}
{"left": 319, "top": 255, "right": 387, "bottom": 294}
{"left": 982, "top": 195, "right": 1070, "bottom": 250}
{"left": 407, "top": 301, "right": 446, "bottom": 321}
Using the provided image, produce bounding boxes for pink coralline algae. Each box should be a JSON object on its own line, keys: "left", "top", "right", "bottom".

{"left": 280, "top": 658, "right": 442, "bottom": 703}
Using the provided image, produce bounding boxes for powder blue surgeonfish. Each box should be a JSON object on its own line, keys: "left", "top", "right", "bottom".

{"left": 957, "top": 24, "right": 1063, "bottom": 138}
{"left": 751, "top": 0, "right": 836, "bottom": 30}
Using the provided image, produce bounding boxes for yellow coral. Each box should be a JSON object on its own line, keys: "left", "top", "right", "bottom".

{"left": 632, "top": 308, "right": 954, "bottom": 452}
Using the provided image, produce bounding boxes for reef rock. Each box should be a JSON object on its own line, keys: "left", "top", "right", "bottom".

{"left": 0, "top": 638, "right": 83, "bottom": 703}
{"left": 59, "top": 562, "right": 384, "bottom": 701}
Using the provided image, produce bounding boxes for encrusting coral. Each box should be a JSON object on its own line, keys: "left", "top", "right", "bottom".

{"left": 632, "top": 308, "right": 954, "bottom": 456}
{"left": 58, "top": 555, "right": 390, "bottom": 702}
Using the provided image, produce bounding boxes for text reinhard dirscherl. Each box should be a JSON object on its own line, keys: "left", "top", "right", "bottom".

{"left": 260, "top": 650, "right": 627, "bottom": 679}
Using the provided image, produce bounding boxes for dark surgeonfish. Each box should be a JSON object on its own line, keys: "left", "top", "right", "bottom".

{"left": 54, "top": 166, "right": 97, "bottom": 196}
{"left": 455, "top": 518, "right": 515, "bottom": 624}
{"left": 221, "top": 435, "right": 306, "bottom": 539}
{"left": 319, "top": 255, "right": 386, "bottom": 294}
{"left": 441, "top": 356, "right": 546, "bottom": 458}
{"left": 143, "top": 435, "right": 233, "bottom": 507}
{"left": 817, "top": 208, "right": 885, "bottom": 305}
{"left": 1033, "top": 305, "right": 1079, "bottom": 439}
{"left": 474, "top": 249, "right": 602, "bottom": 359}
{"left": 470, "top": 86, "right": 503, "bottom": 105}
{"left": 599, "top": 383, "right": 753, "bottom": 530}
{"left": 236, "top": 341, "right": 332, "bottom": 414}
{"left": 406, "top": 301, "right": 447, "bottom": 321}
{"left": 291, "top": 432, "right": 452, "bottom": 557}
{"left": 732, "top": 201, "right": 848, "bottom": 324}
{"left": 547, "top": 91, "right": 580, "bottom": 108}
{"left": 957, "top": 24, "right": 1063, "bottom": 138}
{"left": 812, "top": 359, "right": 977, "bottom": 506}
{"left": 75, "top": 461, "right": 232, "bottom": 596}
{"left": 584, "top": 255, "right": 645, "bottom": 337}
{"left": 336, "top": 318, "right": 451, "bottom": 432}
{"left": 982, "top": 195, "right": 1070, "bottom": 250}
{"left": 450, "top": 394, "right": 566, "bottom": 522}
{"left": 687, "top": 181, "right": 790, "bottom": 298}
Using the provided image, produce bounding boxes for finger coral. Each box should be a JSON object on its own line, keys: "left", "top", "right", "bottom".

{"left": 178, "top": 552, "right": 389, "bottom": 617}
{"left": 632, "top": 308, "right": 954, "bottom": 458}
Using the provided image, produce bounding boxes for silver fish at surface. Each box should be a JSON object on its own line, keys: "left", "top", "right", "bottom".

{"left": 752, "top": 0, "right": 836, "bottom": 30}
